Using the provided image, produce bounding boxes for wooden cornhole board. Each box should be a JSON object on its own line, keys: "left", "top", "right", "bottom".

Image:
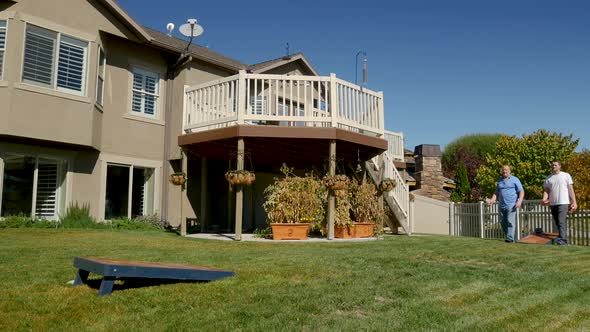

{"left": 73, "top": 257, "right": 235, "bottom": 296}
{"left": 518, "top": 232, "right": 558, "bottom": 245}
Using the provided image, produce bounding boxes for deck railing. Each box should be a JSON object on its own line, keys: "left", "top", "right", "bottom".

{"left": 450, "top": 200, "right": 590, "bottom": 246}
{"left": 384, "top": 130, "right": 404, "bottom": 161}
{"left": 183, "top": 71, "right": 385, "bottom": 137}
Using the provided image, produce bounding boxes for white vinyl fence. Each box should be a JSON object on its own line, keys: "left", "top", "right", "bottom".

{"left": 450, "top": 200, "right": 590, "bottom": 246}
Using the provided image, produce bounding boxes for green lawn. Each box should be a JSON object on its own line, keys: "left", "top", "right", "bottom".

{"left": 1, "top": 229, "right": 589, "bottom": 331}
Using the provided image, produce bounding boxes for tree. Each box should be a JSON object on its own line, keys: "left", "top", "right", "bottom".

{"left": 564, "top": 150, "right": 590, "bottom": 210}
{"left": 450, "top": 161, "right": 471, "bottom": 202}
{"left": 476, "top": 129, "right": 578, "bottom": 199}
{"left": 442, "top": 133, "right": 501, "bottom": 200}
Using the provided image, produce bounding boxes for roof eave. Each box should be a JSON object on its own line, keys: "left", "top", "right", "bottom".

{"left": 95, "top": 0, "right": 153, "bottom": 42}
{"left": 148, "top": 39, "right": 244, "bottom": 72}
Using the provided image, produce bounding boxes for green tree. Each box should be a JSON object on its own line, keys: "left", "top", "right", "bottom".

{"left": 442, "top": 133, "right": 501, "bottom": 199}
{"left": 564, "top": 150, "right": 590, "bottom": 210}
{"left": 450, "top": 161, "right": 471, "bottom": 202}
{"left": 476, "top": 129, "right": 578, "bottom": 199}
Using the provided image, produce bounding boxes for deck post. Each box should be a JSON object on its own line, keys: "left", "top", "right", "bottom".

{"left": 237, "top": 70, "right": 246, "bottom": 125}
{"left": 235, "top": 138, "right": 244, "bottom": 240}
{"left": 377, "top": 152, "right": 385, "bottom": 233}
{"left": 327, "top": 139, "right": 336, "bottom": 240}
{"left": 329, "top": 74, "right": 338, "bottom": 128}
{"left": 200, "top": 157, "right": 208, "bottom": 233}
{"left": 180, "top": 148, "right": 188, "bottom": 237}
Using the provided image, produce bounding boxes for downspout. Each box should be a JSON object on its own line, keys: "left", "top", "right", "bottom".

{"left": 162, "top": 53, "right": 192, "bottom": 224}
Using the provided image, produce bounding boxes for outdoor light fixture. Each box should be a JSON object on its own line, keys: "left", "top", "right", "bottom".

{"left": 355, "top": 51, "right": 367, "bottom": 86}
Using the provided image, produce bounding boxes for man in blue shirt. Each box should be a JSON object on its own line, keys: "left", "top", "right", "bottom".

{"left": 486, "top": 165, "right": 525, "bottom": 242}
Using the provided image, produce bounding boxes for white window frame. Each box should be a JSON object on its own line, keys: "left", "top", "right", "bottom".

{"left": 98, "top": 153, "right": 161, "bottom": 221}
{"left": 250, "top": 95, "right": 267, "bottom": 115}
{"left": 130, "top": 66, "right": 160, "bottom": 118}
{"left": 96, "top": 46, "right": 106, "bottom": 106}
{"left": 0, "top": 153, "right": 67, "bottom": 220}
{"left": 21, "top": 23, "right": 88, "bottom": 96}
{"left": 0, "top": 19, "right": 7, "bottom": 80}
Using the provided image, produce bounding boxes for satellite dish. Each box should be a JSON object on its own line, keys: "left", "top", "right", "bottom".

{"left": 166, "top": 23, "right": 175, "bottom": 36}
{"left": 179, "top": 18, "right": 204, "bottom": 38}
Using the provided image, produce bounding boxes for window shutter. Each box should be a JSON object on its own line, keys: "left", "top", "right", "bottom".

{"left": 57, "top": 36, "right": 87, "bottom": 93}
{"left": 132, "top": 71, "right": 143, "bottom": 113}
{"left": 35, "top": 160, "right": 59, "bottom": 219}
{"left": 22, "top": 25, "right": 56, "bottom": 86}
{"left": 131, "top": 68, "right": 159, "bottom": 116}
{"left": 0, "top": 20, "right": 6, "bottom": 79}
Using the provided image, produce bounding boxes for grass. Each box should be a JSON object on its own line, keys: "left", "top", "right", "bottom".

{"left": 1, "top": 230, "right": 590, "bottom": 331}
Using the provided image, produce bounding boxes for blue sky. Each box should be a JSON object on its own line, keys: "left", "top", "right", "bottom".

{"left": 118, "top": 0, "right": 590, "bottom": 151}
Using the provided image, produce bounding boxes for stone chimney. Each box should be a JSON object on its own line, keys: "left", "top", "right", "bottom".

{"left": 413, "top": 144, "right": 450, "bottom": 201}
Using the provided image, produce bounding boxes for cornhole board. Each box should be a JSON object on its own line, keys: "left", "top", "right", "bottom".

{"left": 73, "top": 257, "right": 234, "bottom": 296}
{"left": 518, "top": 232, "right": 559, "bottom": 245}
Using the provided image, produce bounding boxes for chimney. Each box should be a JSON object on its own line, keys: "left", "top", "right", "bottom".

{"left": 413, "top": 144, "right": 450, "bottom": 201}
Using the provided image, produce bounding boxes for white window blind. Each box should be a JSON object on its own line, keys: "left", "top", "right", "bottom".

{"left": 131, "top": 68, "right": 159, "bottom": 117}
{"left": 23, "top": 25, "right": 56, "bottom": 86}
{"left": 35, "top": 160, "right": 59, "bottom": 219}
{"left": 0, "top": 20, "right": 6, "bottom": 80}
{"left": 250, "top": 96, "right": 267, "bottom": 115}
{"left": 22, "top": 24, "right": 88, "bottom": 95}
{"left": 57, "top": 35, "right": 87, "bottom": 94}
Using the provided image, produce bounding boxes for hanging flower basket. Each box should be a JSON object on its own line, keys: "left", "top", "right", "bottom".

{"left": 322, "top": 174, "right": 350, "bottom": 191}
{"left": 379, "top": 178, "right": 396, "bottom": 192}
{"left": 169, "top": 172, "right": 187, "bottom": 186}
{"left": 225, "top": 170, "right": 256, "bottom": 186}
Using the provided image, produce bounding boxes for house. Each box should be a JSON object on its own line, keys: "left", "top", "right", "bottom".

{"left": 0, "top": 0, "right": 409, "bottom": 239}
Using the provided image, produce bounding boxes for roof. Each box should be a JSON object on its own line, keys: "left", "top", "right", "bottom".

{"left": 143, "top": 27, "right": 246, "bottom": 71}
{"left": 96, "top": 0, "right": 153, "bottom": 41}
{"left": 247, "top": 53, "right": 319, "bottom": 76}
{"left": 98, "top": 1, "right": 318, "bottom": 74}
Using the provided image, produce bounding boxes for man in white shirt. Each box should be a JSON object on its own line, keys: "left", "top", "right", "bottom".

{"left": 542, "top": 160, "right": 577, "bottom": 245}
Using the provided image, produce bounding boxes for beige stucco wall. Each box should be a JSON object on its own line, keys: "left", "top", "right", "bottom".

{"left": 1, "top": 0, "right": 170, "bottom": 221}
{"left": 0, "top": 0, "right": 151, "bottom": 149}
{"left": 411, "top": 194, "right": 450, "bottom": 235}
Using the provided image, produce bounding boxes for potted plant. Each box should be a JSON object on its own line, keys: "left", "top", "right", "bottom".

{"left": 379, "top": 178, "right": 396, "bottom": 193}
{"left": 263, "top": 164, "right": 325, "bottom": 240}
{"left": 169, "top": 172, "right": 187, "bottom": 186}
{"left": 322, "top": 174, "right": 350, "bottom": 191}
{"left": 350, "top": 179, "right": 382, "bottom": 238}
{"left": 225, "top": 170, "right": 256, "bottom": 187}
{"left": 326, "top": 176, "right": 353, "bottom": 238}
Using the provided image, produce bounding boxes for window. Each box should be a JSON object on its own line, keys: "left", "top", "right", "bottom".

{"left": 96, "top": 47, "right": 105, "bottom": 105}
{"left": 1, "top": 155, "right": 67, "bottom": 220}
{"left": 22, "top": 24, "right": 88, "bottom": 95}
{"left": 250, "top": 96, "right": 267, "bottom": 115}
{"left": 104, "top": 164, "right": 154, "bottom": 219}
{"left": 131, "top": 67, "right": 159, "bottom": 117}
{"left": 0, "top": 20, "right": 6, "bottom": 80}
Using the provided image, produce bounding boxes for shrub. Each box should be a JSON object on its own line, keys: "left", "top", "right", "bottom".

{"left": 351, "top": 179, "right": 382, "bottom": 225}
{"left": 59, "top": 202, "right": 102, "bottom": 229}
{"left": 0, "top": 214, "right": 55, "bottom": 228}
{"left": 110, "top": 214, "right": 168, "bottom": 230}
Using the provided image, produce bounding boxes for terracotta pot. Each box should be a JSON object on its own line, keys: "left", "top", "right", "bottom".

{"left": 271, "top": 223, "right": 310, "bottom": 240}
{"left": 334, "top": 224, "right": 354, "bottom": 239}
{"left": 353, "top": 222, "right": 374, "bottom": 238}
